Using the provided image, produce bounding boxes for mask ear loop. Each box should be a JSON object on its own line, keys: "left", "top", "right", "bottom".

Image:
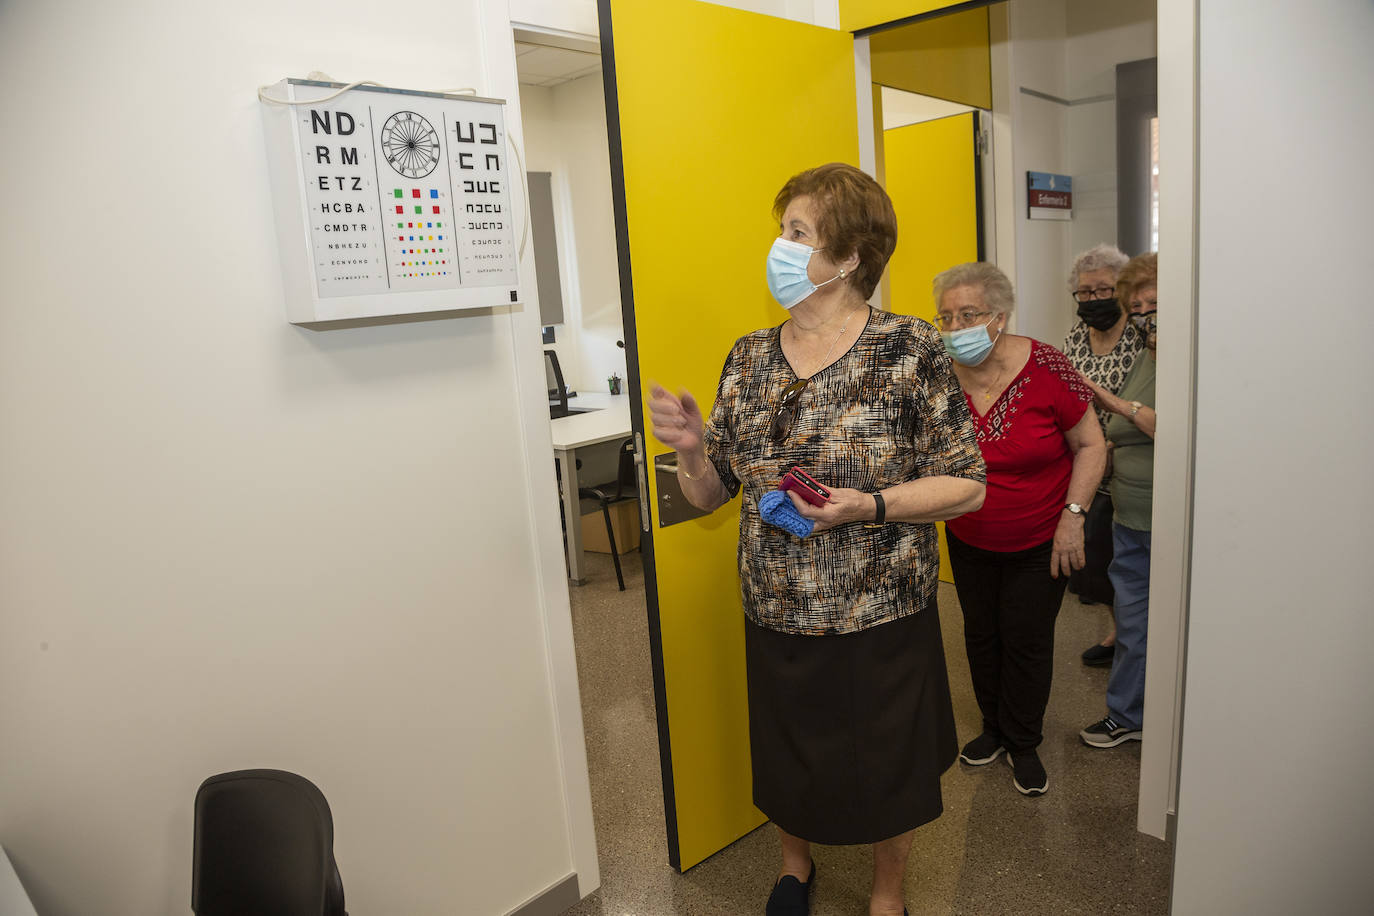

{"left": 985, "top": 314, "right": 1003, "bottom": 346}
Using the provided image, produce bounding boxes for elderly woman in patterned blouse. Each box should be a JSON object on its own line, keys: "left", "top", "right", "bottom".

{"left": 1062, "top": 244, "right": 1145, "bottom": 667}
{"left": 649, "top": 163, "right": 986, "bottom": 916}
{"left": 933, "top": 261, "right": 1106, "bottom": 799}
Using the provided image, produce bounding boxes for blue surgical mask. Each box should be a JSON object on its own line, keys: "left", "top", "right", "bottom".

{"left": 766, "top": 237, "right": 841, "bottom": 309}
{"left": 940, "top": 316, "right": 1000, "bottom": 366}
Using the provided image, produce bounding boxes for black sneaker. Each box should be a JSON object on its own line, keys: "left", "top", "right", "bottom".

{"left": 958, "top": 732, "right": 1005, "bottom": 766}
{"left": 1006, "top": 750, "right": 1048, "bottom": 796}
{"left": 1081, "top": 642, "right": 1115, "bottom": 667}
{"left": 1080, "top": 715, "right": 1143, "bottom": 748}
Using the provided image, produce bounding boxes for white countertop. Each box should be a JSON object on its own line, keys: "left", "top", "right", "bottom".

{"left": 550, "top": 393, "right": 633, "bottom": 451}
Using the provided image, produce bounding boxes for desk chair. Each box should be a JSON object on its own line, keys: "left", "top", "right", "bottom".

{"left": 192, "top": 769, "right": 347, "bottom": 916}
{"left": 546, "top": 350, "right": 572, "bottom": 418}
{"left": 578, "top": 437, "right": 638, "bottom": 591}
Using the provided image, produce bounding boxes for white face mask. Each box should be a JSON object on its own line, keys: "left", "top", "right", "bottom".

{"left": 765, "top": 237, "right": 843, "bottom": 309}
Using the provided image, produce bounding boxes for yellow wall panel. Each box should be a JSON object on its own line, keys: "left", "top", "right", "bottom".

{"left": 606, "top": 0, "right": 859, "bottom": 870}
{"left": 840, "top": 0, "right": 976, "bottom": 33}
{"left": 870, "top": 6, "right": 992, "bottom": 109}
{"left": 882, "top": 112, "right": 979, "bottom": 584}
{"left": 883, "top": 113, "right": 978, "bottom": 320}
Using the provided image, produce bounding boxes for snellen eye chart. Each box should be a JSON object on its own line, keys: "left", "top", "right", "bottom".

{"left": 260, "top": 79, "right": 521, "bottom": 324}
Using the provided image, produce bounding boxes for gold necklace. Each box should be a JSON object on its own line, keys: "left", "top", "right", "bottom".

{"left": 980, "top": 363, "right": 1008, "bottom": 400}
{"left": 801, "top": 304, "right": 860, "bottom": 377}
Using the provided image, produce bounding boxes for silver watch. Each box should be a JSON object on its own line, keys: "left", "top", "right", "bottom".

{"left": 1065, "top": 503, "right": 1088, "bottom": 517}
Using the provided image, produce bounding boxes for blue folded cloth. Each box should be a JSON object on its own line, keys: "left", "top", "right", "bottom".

{"left": 758, "top": 489, "right": 814, "bottom": 538}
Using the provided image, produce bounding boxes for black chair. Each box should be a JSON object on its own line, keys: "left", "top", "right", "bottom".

{"left": 545, "top": 350, "right": 572, "bottom": 418}
{"left": 578, "top": 437, "right": 638, "bottom": 591}
{"left": 193, "top": 769, "right": 347, "bottom": 916}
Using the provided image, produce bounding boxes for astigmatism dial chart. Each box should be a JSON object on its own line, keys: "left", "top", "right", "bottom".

{"left": 380, "top": 111, "right": 441, "bottom": 179}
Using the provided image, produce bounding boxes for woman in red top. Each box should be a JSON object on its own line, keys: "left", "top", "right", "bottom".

{"left": 932, "top": 262, "right": 1106, "bottom": 797}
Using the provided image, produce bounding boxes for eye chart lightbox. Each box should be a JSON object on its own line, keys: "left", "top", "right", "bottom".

{"left": 260, "top": 79, "right": 521, "bottom": 324}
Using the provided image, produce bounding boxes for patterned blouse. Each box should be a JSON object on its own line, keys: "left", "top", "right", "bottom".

{"left": 702, "top": 308, "right": 985, "bottom": 636}
{"left": 1063, "top": 320, "right": 1144, "bottom": 434}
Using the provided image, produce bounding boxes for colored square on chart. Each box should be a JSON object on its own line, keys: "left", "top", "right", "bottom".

{"left": 395, "top": 205, "right": 403, "bottom": 214}
{"left": 426, "top": 222, "right": 432, "bottom": 228}
{"left": 396, "top": 222, "right": 402, "bottom": 228}
{"left": 437, "top": 222, "right": 442, "bottom": 228}
{"left": 397, "top": 236, "right": 403, "bottom": 242}
{"left": 431, "top": 206, "right": 438, "bottom": 214}
{"left": 438, "top": 235, "right": 443, "bottom": 240}
{"left": 429, "top": 189, "right": 438, "bottom": 198}
{"left": 412, "top": 189, "right": 421, "bottom": 198}
{"left": 414, "top": 206, "right": 422, "bottom": 214}
{"left": 393, "top": 189, "right": 403, "bottom": 198}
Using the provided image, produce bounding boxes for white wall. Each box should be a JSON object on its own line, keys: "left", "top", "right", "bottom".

{"left": 996, "top": 0, "right": 1155, "bottom": 349}
{"left": 1002, "top": 0, "right": 1071, "bottom": 345}
{"left": 520, "top": 76, "right": 626, "bottom": 393}
{"left": 0, "top": 1, "right": 593, "bottom": 914}
{"left": 1065, "top": 0, "right": 1155, "bottom": 258}
{"left": 1169, "top": 1, "right": 1374, "bottom": 910}
{"left": 510, "top": 0, "right": 599, "bottom": 35}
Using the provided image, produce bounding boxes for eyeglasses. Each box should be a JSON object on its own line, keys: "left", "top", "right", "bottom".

{"left": 933, "top": 310, "right": 994, "bottom": 331}
{"left": 769, "top": 378, "right": 810, "bottom": 442}
{"left": 1072, "top": 286, "right": 1116, "bottom": 302}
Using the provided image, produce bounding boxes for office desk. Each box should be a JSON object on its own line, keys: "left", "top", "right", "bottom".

{"left": 551, "top": 393, "right": 632, "bottom": 585}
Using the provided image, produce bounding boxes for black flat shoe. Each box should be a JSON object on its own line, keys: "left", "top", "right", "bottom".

{"left": 765, "top": 860, "right": 815, "bottom": 915}
{"left": 1081, "top": 642, "right": 1115, "bottom": 667}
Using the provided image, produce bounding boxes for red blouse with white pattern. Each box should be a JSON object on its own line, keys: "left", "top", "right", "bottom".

{"left": 945, "top": 339, "right": 1094, "bottom": 553}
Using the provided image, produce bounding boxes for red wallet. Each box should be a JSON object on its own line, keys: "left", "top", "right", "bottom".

{"left": 779, "top": 466, "right": 831, "bottom": 506}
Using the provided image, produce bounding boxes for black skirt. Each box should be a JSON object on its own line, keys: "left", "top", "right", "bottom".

{"left": 744, "top": 600, "right": 958, "bottom": 845}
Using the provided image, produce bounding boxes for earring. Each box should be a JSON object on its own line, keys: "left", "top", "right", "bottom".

{"left": 838, "top": 268, "right": 847, "bottom": 278}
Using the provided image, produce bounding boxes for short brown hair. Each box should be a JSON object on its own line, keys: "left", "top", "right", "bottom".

{"left": 773, "top": 163, "right": 897, "bottom": 300}
{"left": 1115, "top": 252, "right": 1158, "bottom": 308}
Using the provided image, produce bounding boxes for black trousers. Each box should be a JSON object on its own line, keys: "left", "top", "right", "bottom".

{"left": 947, "top": 531, "right": 1066, "bottom": 753}
{"left": 1068, "top": 491, "right": 1116, "bottom": 605}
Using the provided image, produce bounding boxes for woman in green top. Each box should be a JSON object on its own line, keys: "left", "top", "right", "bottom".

{"left": 1076, "top": 252, "right": 1158, "bottom": 748}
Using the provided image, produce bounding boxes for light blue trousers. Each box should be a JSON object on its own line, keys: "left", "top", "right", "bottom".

{"left": 1106, "top": 524, "right": 1152, "bottom": 730}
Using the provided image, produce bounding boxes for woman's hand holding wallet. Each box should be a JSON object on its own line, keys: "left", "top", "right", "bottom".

{"left": 786, "top": 486, "right": 880, "bottom": 533}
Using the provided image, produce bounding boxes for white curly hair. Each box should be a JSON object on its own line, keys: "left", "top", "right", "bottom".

{"left": 1068, "top": 243, "right": 1129, "bottom": 290}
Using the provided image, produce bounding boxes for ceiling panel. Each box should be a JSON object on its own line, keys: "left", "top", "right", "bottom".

{"left": 515, "top": 42, "right": 602, "bottom": 87}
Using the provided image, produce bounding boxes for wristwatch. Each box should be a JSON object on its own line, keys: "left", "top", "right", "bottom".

{"left": 1065, "top": 503, "right": 1087, "bottom": 518}
{"left": 1129, "top": 401, "right": 1144, "bottom": 417}
{"left": 863, "top": 491, "right": 886, "bottom": 529}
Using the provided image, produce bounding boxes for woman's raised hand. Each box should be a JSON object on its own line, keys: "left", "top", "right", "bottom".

{"left": 649, "top": 384, "right": 705, "bottom": 452}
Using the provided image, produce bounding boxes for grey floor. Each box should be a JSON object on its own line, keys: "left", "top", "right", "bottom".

{"left": 563, "top": 549, "right": 1172, "bottom": 915}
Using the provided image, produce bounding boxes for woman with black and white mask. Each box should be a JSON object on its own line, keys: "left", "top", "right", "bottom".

{"left": 1061, "top": 244, "right": 1145, "bottom": 666}
{"left": 1079, "top": 252, "right": 1159, "bottom": 750}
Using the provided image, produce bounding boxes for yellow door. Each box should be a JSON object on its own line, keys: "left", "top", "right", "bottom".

{"left": 600, "top": 0, "right": 986, "bottom": 871}
{"left": 600, "top": 0, "right": 859, "bottom": 871}
{"left": 882, "top": 111, "right": 983, "bottom": 581}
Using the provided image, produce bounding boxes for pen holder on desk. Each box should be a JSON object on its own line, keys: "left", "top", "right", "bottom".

{"left": 608, "top": 373, "right": 622, "bottom": 395}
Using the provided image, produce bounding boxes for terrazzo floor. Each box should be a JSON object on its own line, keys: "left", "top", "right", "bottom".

{"left": 561, "top": 549, "right": 1172, "bottom": 916}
